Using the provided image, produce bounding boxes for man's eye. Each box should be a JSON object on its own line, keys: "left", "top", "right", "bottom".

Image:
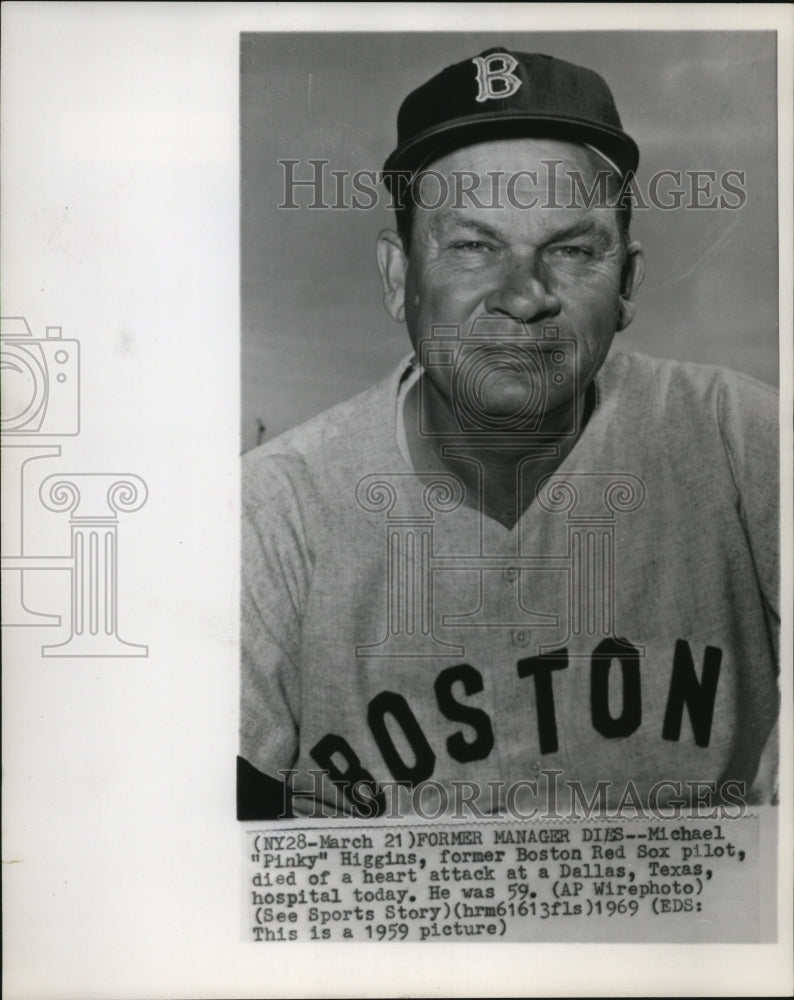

{"left": 451, "top": 241, "right": 493, "bottom": 252}
{"left": 549, "top": 245, "right": 593, "bottom": 259}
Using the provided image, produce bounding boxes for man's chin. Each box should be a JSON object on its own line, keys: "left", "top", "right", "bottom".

{"left": 459, "top": 386, "right": 580, "bottom": 436}
{"left": 457, "top": 374, "right": 555, "bottom": 425}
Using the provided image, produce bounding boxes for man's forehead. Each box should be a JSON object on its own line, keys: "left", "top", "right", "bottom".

{"left": 408, "top": 136, "right": 624, "bottom": 234}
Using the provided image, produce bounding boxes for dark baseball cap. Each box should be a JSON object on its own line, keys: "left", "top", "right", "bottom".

{"left": 382, "top": 47, "right": 638, "bottom": 188}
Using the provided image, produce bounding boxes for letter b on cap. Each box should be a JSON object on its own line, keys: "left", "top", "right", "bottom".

{"left": 472, "top": 53, "right": 522, "bottom": 103}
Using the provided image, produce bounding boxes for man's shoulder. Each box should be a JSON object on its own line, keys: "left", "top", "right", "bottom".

{"left": 604, "top": 349, "right": 778, "bottom": 418}
{"left": 242, "top": 357, "right": 410, "bottom": 504}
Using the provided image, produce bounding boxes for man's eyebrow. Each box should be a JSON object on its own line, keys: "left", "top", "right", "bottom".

{"left": 541, "top": 219, "right": 616, "bottom": 246}
{"left": 434, "top": 217, "right": 506, "bottom": 241}
{"left": 432, "top": 215, "right": 618, "bottom": 247}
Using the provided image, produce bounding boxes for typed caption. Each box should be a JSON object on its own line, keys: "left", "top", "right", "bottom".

{"left": 243, "top": 815, "right": 769, "bottom": 943}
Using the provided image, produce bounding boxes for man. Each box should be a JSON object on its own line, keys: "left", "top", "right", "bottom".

{"left": 239, "top": 48, "right": 779, "bottom": 820}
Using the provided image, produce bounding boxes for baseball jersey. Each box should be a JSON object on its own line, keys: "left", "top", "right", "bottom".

{"left": 241, "top": 349, "right": 779, "bottom": 817}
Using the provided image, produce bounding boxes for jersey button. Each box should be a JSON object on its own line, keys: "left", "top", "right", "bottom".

{"left": 512, "top": 629, "right": 530, "bottom": 646}
{"left": 504, "top": 566, "right": 518, "bottom": 582}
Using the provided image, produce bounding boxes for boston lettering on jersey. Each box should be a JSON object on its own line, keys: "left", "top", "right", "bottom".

{"left": 310, "top": 638, "right": 722, "bottom": 814}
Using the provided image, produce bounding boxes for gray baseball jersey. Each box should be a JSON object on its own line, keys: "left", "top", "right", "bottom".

{"left": 241, "top": 349, "right": 779, "bottom": 817}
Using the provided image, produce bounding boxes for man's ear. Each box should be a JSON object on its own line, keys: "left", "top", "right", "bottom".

{"left": 617, "top": 240, "right": 646, "bottom": 330}
{"left": 376, "top": 229, "right": 408, "bottom": 323}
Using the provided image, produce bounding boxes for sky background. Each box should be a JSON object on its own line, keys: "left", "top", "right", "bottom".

{"left": 241, "top": 32, "right": 778, "bottom": 452}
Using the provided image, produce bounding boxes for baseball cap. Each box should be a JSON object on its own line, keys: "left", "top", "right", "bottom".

{"left": 382, "top": 47, "right": 638, "bottom": 189}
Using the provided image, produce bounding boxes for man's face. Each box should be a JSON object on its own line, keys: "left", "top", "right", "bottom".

{"left": 378, "top": 138, "right": 644, "bottom": 437}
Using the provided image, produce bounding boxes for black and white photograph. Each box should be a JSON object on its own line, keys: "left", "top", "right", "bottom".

{"left": 3, "top": 3, "right": 792, "bottom": 997}
{"left": 239, "top": 32, "right": 781, "bottom": 828}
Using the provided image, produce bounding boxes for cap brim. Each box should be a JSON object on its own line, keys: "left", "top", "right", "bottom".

{"left": 382, "top": 112, "right": 639, "bottom": 188}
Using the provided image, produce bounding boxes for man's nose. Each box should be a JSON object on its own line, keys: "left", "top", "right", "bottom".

{"left": 484, "top": 254, "right": 560, "bottom": 326}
